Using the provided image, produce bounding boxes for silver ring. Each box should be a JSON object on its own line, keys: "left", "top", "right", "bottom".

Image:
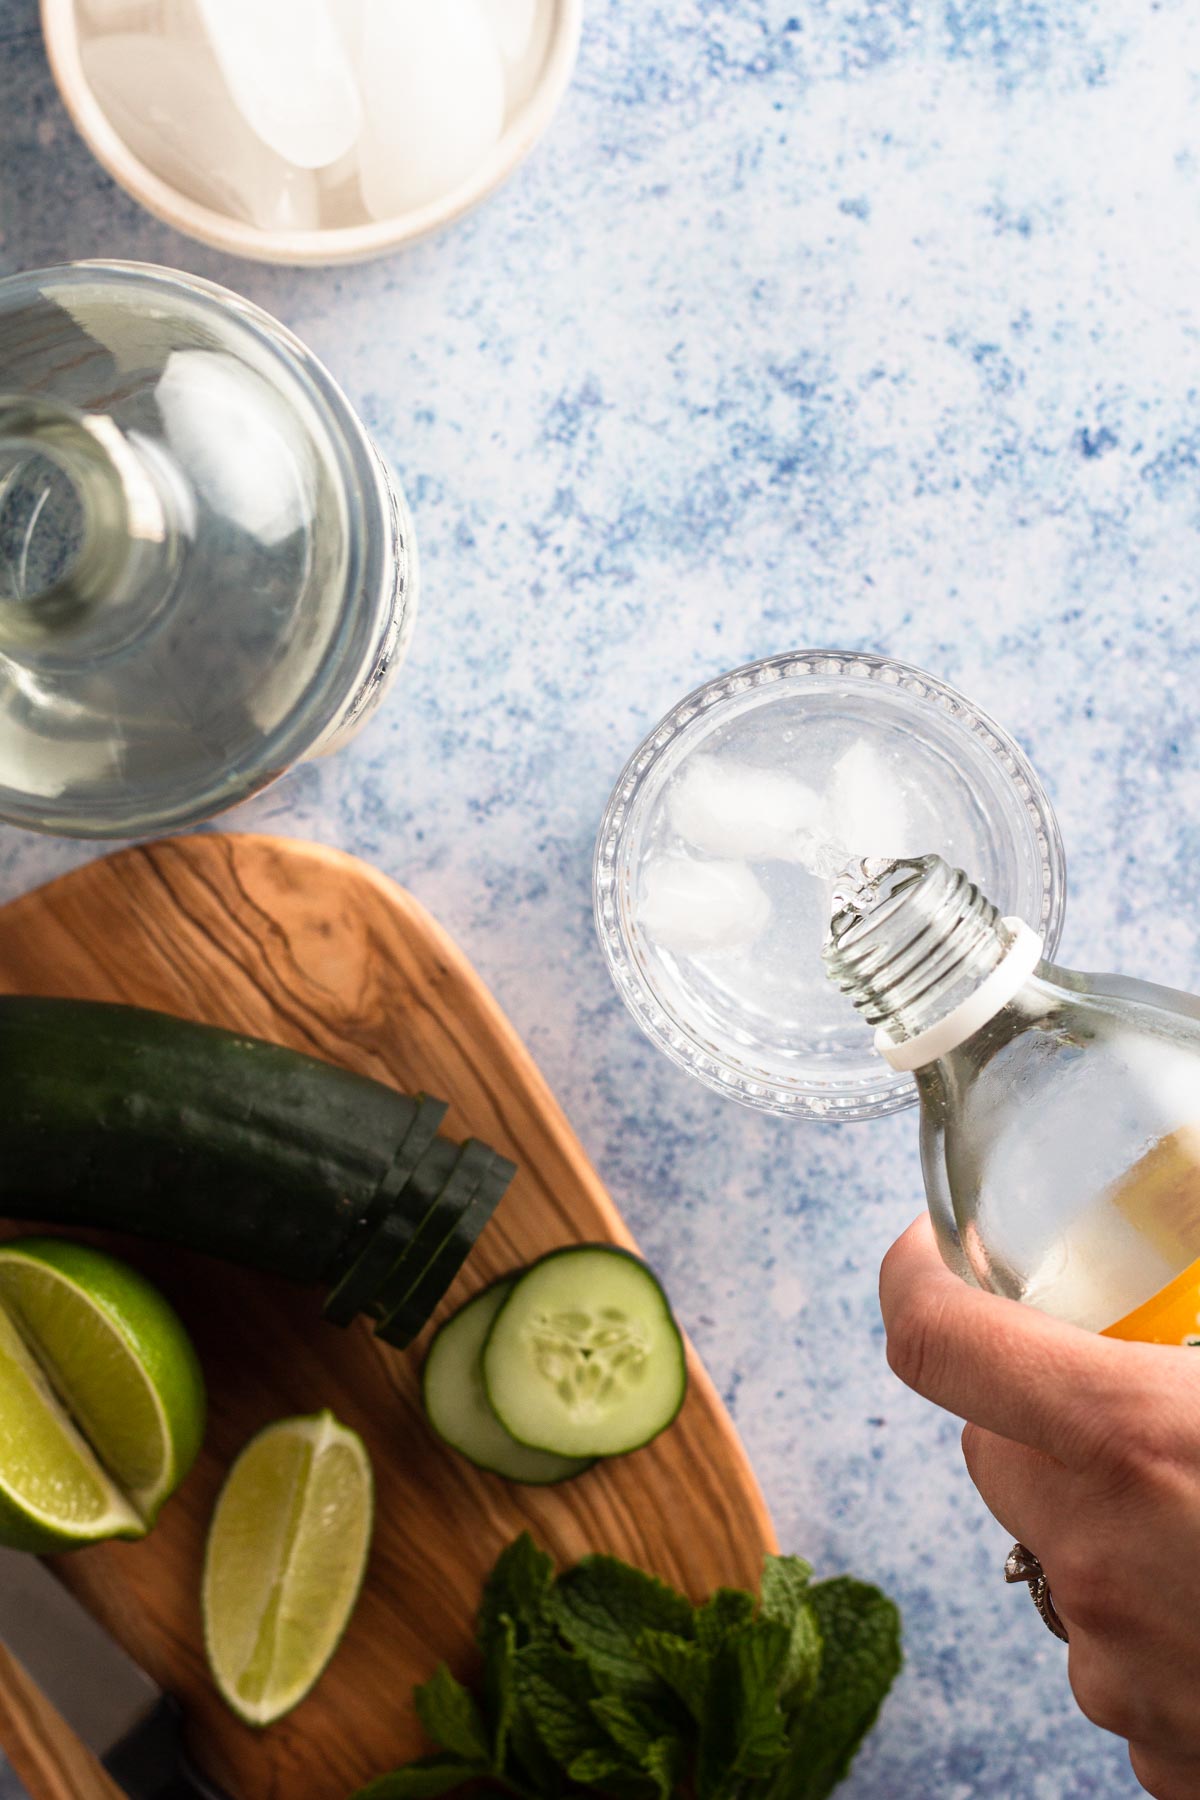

{"left": 1005, "top": 1542, "right": 1069, "bottom": 1642}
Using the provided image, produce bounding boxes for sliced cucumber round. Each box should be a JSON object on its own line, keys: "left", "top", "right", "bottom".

{"left": 422, "top": 1282, "right": 593, "bottom": 1485}
{"left": 482, "top": 1246, "right": 687, "bottom": 1460}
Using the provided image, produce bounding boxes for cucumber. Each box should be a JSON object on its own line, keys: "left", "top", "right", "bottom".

{"left": 0, "top": 996, "right": 515, "bottom": 1344}
{"left": 373, "top": 1139, "right": 498, "bottom": 1319}
{"left": 482, "top": 1247, "right": 687, "bottom": 1459}
{"left": 375, "top": 1149, "right": 514, "bottom": 1348}
{"left": 422, "top": 1282, "right": 593, "bottom": 1485}
{"left": 321, "top": 1107, "right": 453, "bottom": 1326}
{"left": 0, "top": 997, "right": 410, "bottom": 1274}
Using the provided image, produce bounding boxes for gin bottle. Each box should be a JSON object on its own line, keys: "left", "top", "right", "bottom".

{"left": 0, "top": 261, "right": 416, "bottom": 837}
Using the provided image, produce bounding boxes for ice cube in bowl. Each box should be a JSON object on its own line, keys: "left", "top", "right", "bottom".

{"left": 41, "top": 0, "right": 581, "bottom": 264}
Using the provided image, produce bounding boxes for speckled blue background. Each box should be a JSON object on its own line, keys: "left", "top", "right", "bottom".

{"left": 2, "top": 0, "right": 1197, "bottom": 1793}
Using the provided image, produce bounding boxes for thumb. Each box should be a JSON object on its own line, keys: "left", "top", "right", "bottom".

{"left": 879, "top": 1213, "right": 1166, "bottom": 1462}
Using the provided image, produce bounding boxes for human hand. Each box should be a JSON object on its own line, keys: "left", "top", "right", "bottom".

{"left": 880, "top": 1214, "right": 1200, "bottom": 1800}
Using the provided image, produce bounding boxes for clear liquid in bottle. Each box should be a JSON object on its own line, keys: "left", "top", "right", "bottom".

{"left": 0, "top": 261, "right": 416, "bottom": 838}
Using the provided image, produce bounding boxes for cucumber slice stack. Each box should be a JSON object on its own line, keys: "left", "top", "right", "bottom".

{"left": 423, "top": 1246, "right": 687, "bottom": 1484}
{"left": 326, "top": 1128, "right": 516, "bottom": 1349}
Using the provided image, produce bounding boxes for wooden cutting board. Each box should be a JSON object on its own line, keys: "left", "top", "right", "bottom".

{"left": 0, "top": 834, "right": 776, "bottom": 1800}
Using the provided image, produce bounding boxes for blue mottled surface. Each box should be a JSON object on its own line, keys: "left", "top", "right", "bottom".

{"left": 1, "top": 0, "right": 1197, "bottom": 1793}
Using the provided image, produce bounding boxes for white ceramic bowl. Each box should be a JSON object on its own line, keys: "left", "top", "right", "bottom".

{"left": 40, "top": 0, "right": 582, "bottom": 266}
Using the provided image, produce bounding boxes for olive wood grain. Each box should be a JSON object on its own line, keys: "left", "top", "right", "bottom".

{"left": 0, "top": 834, "right": 776, "bottom": 1800}
{"left": 0, "top": 1646, "right": 123, "bottom": 1800}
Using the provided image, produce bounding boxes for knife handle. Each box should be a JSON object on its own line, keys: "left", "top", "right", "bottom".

{"left": 102, "top": 1697, "right": 232, "bottom": 1800}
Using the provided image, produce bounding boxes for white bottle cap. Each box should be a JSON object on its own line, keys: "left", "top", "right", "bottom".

{"left": 874, "top": 917, "right": 1045, "bottom": 1073}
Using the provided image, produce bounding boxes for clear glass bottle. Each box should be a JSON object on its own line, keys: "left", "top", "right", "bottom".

{"left": 0, "top": 261, "right": 417, "bottom": 837}
{"left": 825, "top": 854, "right": 1200, "bottom": 1343}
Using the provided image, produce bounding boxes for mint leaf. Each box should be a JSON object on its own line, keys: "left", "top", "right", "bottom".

{"left": 414, "top": 1664, "right": 491, "bottom": 1766}
{"left": 589, "top": 1699, "right": 685, "bottom": 1800}
{"left": 567, "top": 1754, "right": 661, "bottom": 1800}
{"left": 696, "top": 1620, "right": 792, "bottom": 1800}
{"left": 590, "top": 1695, "right": 671, "bottom": 1762}
{"left": 507, "top": 1704, "right": 564, "bottom": 1796}
{"left": 770, "top": 1577, "right": 902, "bottom": 1800}
{"left": 568, "top": 1746, "right": 636, "bottom": 1784}
{"left": 636, "top": 1630, "right": 710, "bottom": 1722}
{"left": 779, "top": 1602, "right": 823, "bottom": 1712}
{"left": 552, "top": 1555, "right": 693, "bottom": 1693}
{"left": 694, "top": 1588, "right": 756, "bottom": 1655}
{"left": 760, "top": 1555, "right": 822, "bottom": 1709}
{"left": 478, "top": 1533, "right": 555, "bottom": 1658}
{"left": 484, "top": 1614, "right": 518, "bottom": 1770}
{"left": 760, "top": 1555, "right": 813, "bottom": 1623}
{"left": 515, "top": 1640, "right": 608, "bottom": 1764}
{"left": 569, "top": 1736, "right": 684, "bottom": 1800}
{"left": 643, "top": 1734, "right": 685, "bottom": 1800}
{"left": 351, "top": 1752, "right": 487, "bottom": 1798}
{"left": 355, "top": 1538, "right": 901, "bottom": 1800}
{"left": 483, "top": 1602, "right": 562, "bottom": 1791}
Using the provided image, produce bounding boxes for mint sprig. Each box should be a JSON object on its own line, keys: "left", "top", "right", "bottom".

{"left": 351, "top": 1535, "right": 901, "bottom": 1800}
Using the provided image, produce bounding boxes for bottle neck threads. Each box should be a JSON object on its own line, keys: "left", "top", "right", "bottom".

{"left": 824, "top": 855, "right": 1014, "bottom": 1046}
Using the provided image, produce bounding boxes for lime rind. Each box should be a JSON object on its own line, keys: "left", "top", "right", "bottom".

{"left": 0, "top": 1303, "right": 144, "bottom": 1551}
{"left": 0, "top": 1236, "right": 206, "bottom": 1503}
{"left": 203, "top": 1410, "right": 374, "bottom": 1728}
{"left": 0, "top": 1238, "right": 206, "bottom": 1547}
{"left": 0, "top": 1259, "right": 172, "bottom": 1516}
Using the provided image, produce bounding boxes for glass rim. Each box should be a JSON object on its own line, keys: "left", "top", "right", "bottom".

{"left": 593, "top": 648, "right": 1068, "bottom": 1121}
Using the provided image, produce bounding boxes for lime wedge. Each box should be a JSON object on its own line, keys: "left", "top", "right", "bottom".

{"left": 203, "top": 1411, "right": 373, "bottom": 1727}
{"left": 0, "top": 1237, "right": 205, "bottom": 1551}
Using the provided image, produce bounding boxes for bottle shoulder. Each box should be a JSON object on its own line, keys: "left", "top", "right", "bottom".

{"left": 1049, "top": 964, "right": 1200, "bottom": 1028}
{"left": 944, "top": 964, "right": 1200, "bottom": 1087}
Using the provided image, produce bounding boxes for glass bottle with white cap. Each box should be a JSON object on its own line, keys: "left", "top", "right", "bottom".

{"left": 825, "top": 853, "right": 1200, "bottom": 1346}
